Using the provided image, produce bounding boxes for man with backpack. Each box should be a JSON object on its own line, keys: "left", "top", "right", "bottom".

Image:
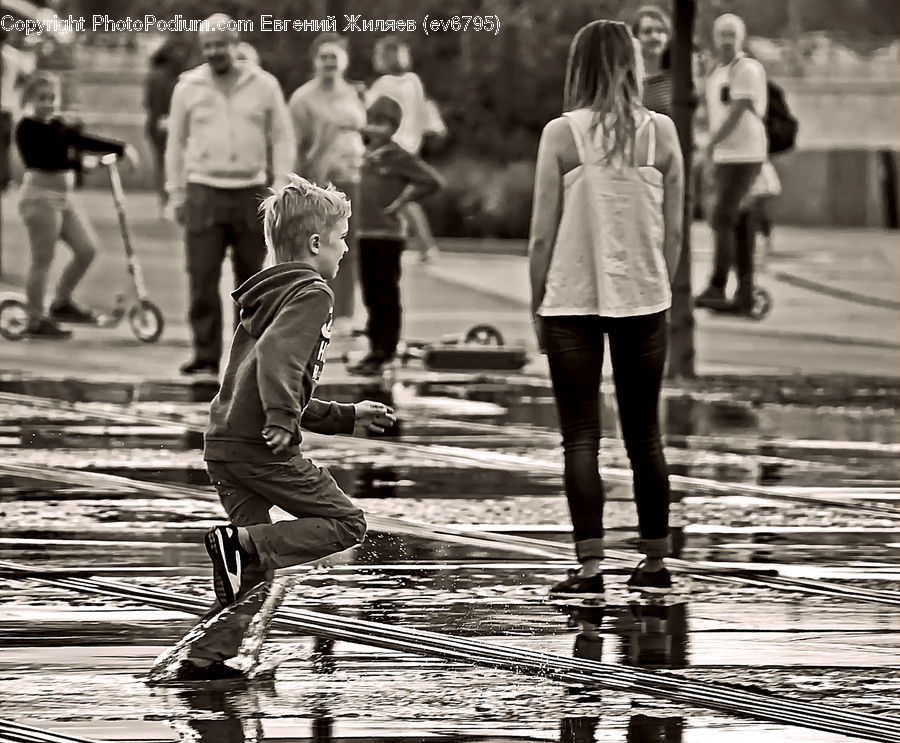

{"left": 696, "top": 13, "right": 770, "bottom": 314}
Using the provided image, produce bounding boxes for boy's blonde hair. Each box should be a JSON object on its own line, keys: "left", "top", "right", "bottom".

{"left": 260, "top": 174, "right": 351, "bottom": 264}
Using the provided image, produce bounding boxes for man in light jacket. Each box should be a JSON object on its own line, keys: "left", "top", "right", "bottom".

{"left": 166, "top": 14, "right": 295, "bottom": 376}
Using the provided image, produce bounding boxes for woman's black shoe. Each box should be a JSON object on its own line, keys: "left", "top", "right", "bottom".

{"left": 626, "top": 560, "right": 673, "bottom": 594}
{"left": 548, "top": 568, "right": 605, "bottom": 600}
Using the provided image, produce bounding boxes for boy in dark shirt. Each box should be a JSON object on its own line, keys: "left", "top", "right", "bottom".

{"left": 347, "top": 96, "right": 443, "bottom": 376}
{"left": 175, "top": 174, "right": 396, "bottom": 682}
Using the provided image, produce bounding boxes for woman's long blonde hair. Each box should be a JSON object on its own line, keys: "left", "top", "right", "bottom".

{"left": 564, "top": 20, "right": 644, "bottom": 165}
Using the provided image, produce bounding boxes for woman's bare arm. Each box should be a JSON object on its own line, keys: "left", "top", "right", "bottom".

{"left": 653, "top": 114, "right": 685, "bottom": 285}
{"left": 528, "top": 118, "right": 568, "bottom": 316}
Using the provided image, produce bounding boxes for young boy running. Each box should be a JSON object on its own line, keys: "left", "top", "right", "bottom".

{"left": 174, "top": 175, "right": 395, "bottom": 682}
{"left": 346, "top": 95, "right": 443, "bottom": 376}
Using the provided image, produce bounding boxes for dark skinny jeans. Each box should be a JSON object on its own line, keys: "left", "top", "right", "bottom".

{"left": 538, "top": 312, "right": 671, "bottom": 562}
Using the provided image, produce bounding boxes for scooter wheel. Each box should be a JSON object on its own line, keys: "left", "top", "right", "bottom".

{"left": 750, "top": 287, "right": 772, "bottom": 321}
{"left": 128, "top": 300, "right": 165, "bottom": 343}
{"left": 0, "top": 299, "right": 30, "bottom": 341}
{"left": 464, "top": 324, "right": 504, "bottom": 346}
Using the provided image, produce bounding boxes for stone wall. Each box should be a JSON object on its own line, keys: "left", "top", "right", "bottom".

{"left": 771, "top": 149, "right": 899, "bottom": 228}
{"left": 779, "top": 77, "right": 900, "bottom": 151}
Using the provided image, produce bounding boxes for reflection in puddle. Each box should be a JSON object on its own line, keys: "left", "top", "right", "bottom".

{"left": 562, "top": 601, "right": 689, "bottom": 671}
{"left": 4, "top": 380, "right": 899, "bottom": 496}
{"left": 158, "top": 682, "right": 688, "bottom": 743}
{"left": 559, "top": 715, "right": 685, "bottom": 743}
{"left": 0, "top": 378, "right": 898, "bottom": 740}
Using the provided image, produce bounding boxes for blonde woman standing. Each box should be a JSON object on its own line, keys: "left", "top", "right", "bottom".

{"left": 529, "top": 20, "right": 684, "bottom": 600}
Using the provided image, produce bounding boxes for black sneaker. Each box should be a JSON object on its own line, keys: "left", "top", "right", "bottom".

{"left": 26, "top": 316, "right": 72, "bottom": 339}
{"left": 626, "top": 560, "right": 673, "bottom": 594}
{"left": 180, "top": 359, "right": 219, "bottom": 376}
{"left": 204, "top": 525, "right": 252, "bottom": 607}
{"left": 49, "top": 300, "right": 97, "bottom": 324}
{"left": 346, "top": 355, "right": 386, "bottom": 376}
{"left": 694, "top": 286, "right": 726, "bottom": 309}
{"left": 171, "top": 659, "right": 246, "bottom": 683}
{"left": 549, "top": 569, "right": 605, "bottom": 600}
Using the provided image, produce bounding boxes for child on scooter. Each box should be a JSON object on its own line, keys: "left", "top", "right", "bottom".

{"left": 15, "top": 73, "right": 138, "bottom": 338}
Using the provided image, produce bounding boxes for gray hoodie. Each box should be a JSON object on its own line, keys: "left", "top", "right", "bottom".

{"left": 204, "top": 262, "right": 355, "bottom": 463}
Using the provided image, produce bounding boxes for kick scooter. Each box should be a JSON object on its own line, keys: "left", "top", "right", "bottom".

{"left": 0, "top": 154, "right": 165, "bottom": 342}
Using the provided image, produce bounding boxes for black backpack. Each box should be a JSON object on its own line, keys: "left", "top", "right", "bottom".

{"left": 765, "top": 80, "right": 798, "bottom": 155}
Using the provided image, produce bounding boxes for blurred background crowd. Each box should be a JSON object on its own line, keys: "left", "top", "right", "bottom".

{"left": 2, "top": 0, "right": 899, "bottom": 239}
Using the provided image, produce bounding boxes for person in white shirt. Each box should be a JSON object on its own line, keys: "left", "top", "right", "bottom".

{"left": 2, "top": 41, "right": 31, "bottom": 120}
{"left": 696, "top": 13, "right": 767, "bottom": 313}
{"left": 234, "top": 42, "right": 259, "bottom": 66}
{"left": 2, "top": 34, "right": 33, "bottom": 190}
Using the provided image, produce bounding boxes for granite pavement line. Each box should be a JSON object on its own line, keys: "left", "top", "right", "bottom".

{"left": 2, "top": 461, "right": 900, "bottom": 608}
{"left": 0, "top": 719, "right": 100, "bottom": 743}
{"left": 1, "top": 563, "right": 898, "bottom": 743}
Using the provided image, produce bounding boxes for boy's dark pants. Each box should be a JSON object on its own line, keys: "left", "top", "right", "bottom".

{"left": 187, "top": 456, "right": 367, "bottom": 663}
{"left": 184, "top": 183, "right": 268, "bottom": 367}
{"left": 359, "top": 237, "right": 404, "bottom": 361}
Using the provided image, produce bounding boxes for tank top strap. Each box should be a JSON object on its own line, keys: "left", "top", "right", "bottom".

{"left": 634, "top": 112, "right": 657, "bottom": 167}
{"left": 562, "top": 111, "right": 588, "bottom": 164}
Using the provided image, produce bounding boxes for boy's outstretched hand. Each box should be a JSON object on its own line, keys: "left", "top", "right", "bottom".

{"left": 262, "top": 425, "right": 293, "bottom": 455}
{"left": 353, "top": 401, "right": 396, "bottom": 436}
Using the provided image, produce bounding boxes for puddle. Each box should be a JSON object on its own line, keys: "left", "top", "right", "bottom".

{"left": 1, "top": 377, "right": 899, "bottom": 740}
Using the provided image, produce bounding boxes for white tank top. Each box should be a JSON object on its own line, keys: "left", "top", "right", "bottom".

{"left": 538, "top": 108, "right": 671, "bottom": 318}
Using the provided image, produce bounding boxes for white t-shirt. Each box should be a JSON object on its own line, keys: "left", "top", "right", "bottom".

{"left": 706, "top": 54, "right": 768, "bottom": 164}
{"left": 367, "top": 72, "right": 428, "bottom": 154}
{"left": 1, "top": 46, "right": 33, "bottom": 118}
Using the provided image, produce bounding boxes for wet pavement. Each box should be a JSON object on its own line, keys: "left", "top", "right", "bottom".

{"left": 1, "top": 373, "right": 899, "bottom": 742}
